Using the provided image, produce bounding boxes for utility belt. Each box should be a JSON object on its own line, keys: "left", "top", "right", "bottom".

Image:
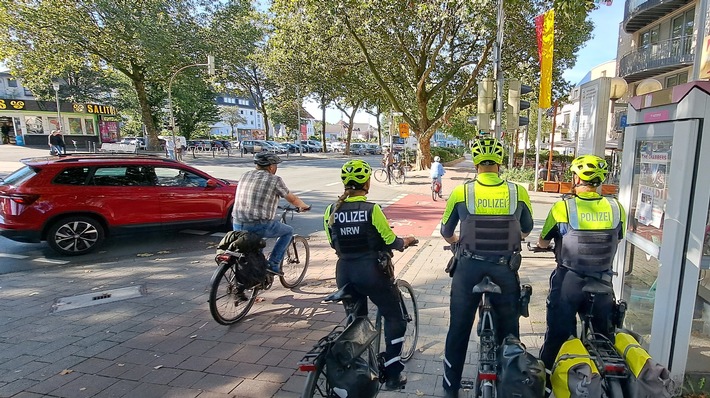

{"left": 561, "top": 265, "right": 613, "bottom": 283}
{"left": 459, "top": 249, "right": 522, "bottom": 272}
{"left": 460, "top": 250, "right": 510, "bottom": 265}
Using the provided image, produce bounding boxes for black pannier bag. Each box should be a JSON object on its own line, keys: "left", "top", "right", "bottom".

{"left": 325, "top": 317, "right": 380, "bottom": 398}
{"left": 496, "top": 335, "right": 546, "bottom": 398}
{"left": 216, "top": 231, "right": 268, "bottom": 288}
{"left": 217, "top": 230, "right": 266, "bottom": 253}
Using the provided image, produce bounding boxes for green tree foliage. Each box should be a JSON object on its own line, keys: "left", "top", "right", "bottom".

{"left": 440, "top": 107, "right": 479, "bottom": 145}
{"left": 210, "top": 1, "right": 275, "bottom": 139}
{"left": 0, "top": 0, "right": 211, "bottom": 149}
{"left": 269, "top": 0, "right": 592, "bottom": 169}
{"left": 172, "top": 73, "right": 220, "bottom": 140}
{"left": 219, "top": 106, "right": 247, "bottom": 139}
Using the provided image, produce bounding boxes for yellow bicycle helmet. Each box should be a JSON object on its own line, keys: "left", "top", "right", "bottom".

{"left": 341, "top": 159, "right": 372, "bottom": 187}
{"left": 570, "top": 154, "right": 608, "bottom": 184}
{"left": 471, "top": 138, "right": 504, "bottom": 165}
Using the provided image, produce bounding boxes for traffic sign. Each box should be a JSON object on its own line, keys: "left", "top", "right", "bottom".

{"left": 398, "top": 123, "right": 409, "bottom": 138}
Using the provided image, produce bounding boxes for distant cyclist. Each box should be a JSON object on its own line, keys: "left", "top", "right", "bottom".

{"left": 232, "top": 153, "right": 310, "bottom": 275}
{"left": 324, "top": 159, "right": 417, "bottom": 391}
{"left": 431, "top": 155, "right": 445, "bottom": 197}
{"left": 439, "top": 138, "right": 533, "bottom": 398}
{"left": 534, "top": 154, "right": 626, "bottom": 372}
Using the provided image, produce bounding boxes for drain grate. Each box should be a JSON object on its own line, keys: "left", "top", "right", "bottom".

{"left": 51, "top": 285, "right": 147, "bottom": 313}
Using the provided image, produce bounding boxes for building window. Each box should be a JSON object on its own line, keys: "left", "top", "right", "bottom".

{"left": 639, "top": 26, "right": 660, "bottom": 50}
{"left": 24, "top": 88, "right": 33, "bottom": 96}
{"left": 665, "top": 71, "right": 688, "bottom": 88}
{"left": 238, "top": 99, "right": 249, "bottom": 106}
{"left": 250, "top": 111, "right": 253, "bottom": 115}
{"left": 240, "top": 110, "right": 244, "bottom": 114}
{"left": 7, "top": 78, "right": 18, "bottom": 88}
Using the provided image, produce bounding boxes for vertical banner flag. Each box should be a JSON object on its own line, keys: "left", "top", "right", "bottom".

{"left": 535, "top": 9, "right": 554, "bottom": 109}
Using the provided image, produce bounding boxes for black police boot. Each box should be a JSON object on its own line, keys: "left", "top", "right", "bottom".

{"left": 384, "top": 372, "right": 407, "bottom": 390}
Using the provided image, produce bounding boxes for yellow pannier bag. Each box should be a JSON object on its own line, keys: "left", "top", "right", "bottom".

{"left": 614, "top": 331, "right": 672, "bottom": 397}
{"left": 551, "top": 337, "right": 602, "bottom": 398}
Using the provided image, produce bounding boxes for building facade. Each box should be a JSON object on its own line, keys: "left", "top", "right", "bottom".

{"left": 0, "top": 71, "right": 119, "bottom": 149}
{"left": 210, "top": 95, "right": 266, "bottom": 139}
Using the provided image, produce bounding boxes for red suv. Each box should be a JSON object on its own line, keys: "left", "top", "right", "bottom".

{"left": 0, "top": 154, "right": 236, "bottom": 255}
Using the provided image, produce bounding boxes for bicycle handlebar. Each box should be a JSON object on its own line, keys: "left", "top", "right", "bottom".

{"left": 278, "top": 205, "right": 311, "bottom": 213}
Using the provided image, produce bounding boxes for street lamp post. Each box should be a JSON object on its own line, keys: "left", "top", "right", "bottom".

{"left": 167, "top": 55, "right": 214, "bottom": 155}
{"left": 51, "top": 79, "right": 62, "bottom": 132}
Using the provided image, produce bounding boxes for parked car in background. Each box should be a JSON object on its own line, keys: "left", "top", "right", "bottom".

{"left": 349, "top": 143, "right": 368, "bottom": 155}
{"left": 366, "top": 143, "right": 382, "bottom": 155}
{"left": 303, "top": 140, "right": 323, "bottom": 152}
{"left": 241, "top": 140, "right": 268, "bottom": 154}
{"left": 329, "top": 142, "right": 345, "bottom": 152}
{"left": 121, "top": 137, "right": 146, "bottom": 150}
{"left": 0, "top": 154, "right": 236, "bottom": 255}
{"left": 265, "top": 141, "right": 288, "bottom": 154}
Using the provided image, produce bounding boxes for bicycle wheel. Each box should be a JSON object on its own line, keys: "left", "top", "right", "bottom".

{"left": 392, "top": 168, "right": 405, "bottom": 184}
{"left": 373, "top": 168, "right": 388, "bottom": 183}
{"left": 432, "top": 183, "right": 437, "bottom": 201}
{"left": 397, "top": 280, "right": 419, "bottom": 361}
{"left": 301, "top": 355, "right": 328, "bottom": 398}
{"left": 280, "top": 235, "right": 310, "bottom": 288}
{"left": 208, "top": 262, "right": 259, "bottom": 325}
{"left": 605, "top": 378, "right": 624, "bottom": 398}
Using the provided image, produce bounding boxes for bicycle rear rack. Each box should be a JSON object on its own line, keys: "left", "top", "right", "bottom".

{"left": 297, "top": 328, "right": 344, "bottom": 372}
{"left": 586, "top": 333, "right": 629, "bottom": 378}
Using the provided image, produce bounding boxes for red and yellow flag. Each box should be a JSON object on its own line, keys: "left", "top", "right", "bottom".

{"left": 535, "top": 9, "right": 554, "bottom": 109}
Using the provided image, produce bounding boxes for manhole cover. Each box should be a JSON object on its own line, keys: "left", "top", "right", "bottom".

{"left": 51, "top": 285, "right": 147, "bottom": 313}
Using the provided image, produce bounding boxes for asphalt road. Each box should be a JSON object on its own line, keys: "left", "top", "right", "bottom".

{"left": 0, "top": 152, "right": 414, "bottom": 275}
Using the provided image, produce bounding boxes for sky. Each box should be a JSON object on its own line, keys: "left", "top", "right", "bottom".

{"left": 304, "top": 2, "right": 626, "bottom": 125}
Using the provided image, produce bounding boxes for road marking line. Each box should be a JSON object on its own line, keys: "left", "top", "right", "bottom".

{"left": 32, "top": 258, "right": 70, "bottom": 264}
{"left": 0, "top": 253, "right": 29, "bottom": 259}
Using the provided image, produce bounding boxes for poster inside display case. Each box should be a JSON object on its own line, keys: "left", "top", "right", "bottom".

{"left": 628, "top": 139, "right": 672, "bottom": 247}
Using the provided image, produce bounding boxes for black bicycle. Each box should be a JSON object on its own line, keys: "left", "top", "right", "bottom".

{"left": 527, "top": 242, "right": 629, "bottom": 398}
{"left": 297, "top": 252, "right": 420, "bottom": 397}
{"left": 208, "top": 205, "right": 310, "bottom": 325}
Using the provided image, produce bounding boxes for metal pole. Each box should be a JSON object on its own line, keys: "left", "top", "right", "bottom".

{"left": 534, "top": 108, "right": 542, "bottom": 191}
{"left": 53, "top": 87, "right": 62, "bottom": 131}
{"left": 494, "top": 0, "right": 505, "bottom": 140}
{"left": 167, "top": 58, "right": 212, "bottom": 153}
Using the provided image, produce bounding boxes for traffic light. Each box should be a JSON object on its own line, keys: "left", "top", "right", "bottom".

{"left": 507, "top": 79, "right": 532, "bottom": 131}
{"left": 207, "top": 55, "right": 215, "bottom": 76}
{"left": 477, "top": 78, "right": 494, "bottom": 133}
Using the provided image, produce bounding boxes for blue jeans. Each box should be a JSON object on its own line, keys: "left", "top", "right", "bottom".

{"left": 233, "top": 220, "right": 293, "bottom": 271}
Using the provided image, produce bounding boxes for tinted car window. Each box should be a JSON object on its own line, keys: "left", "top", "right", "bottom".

{"left": 154, "top": 167, "right": 207, "bottom": 187}
{"left": 1, "top": 165, "right": 36, "bottom": 186}
{"left": 91, "top": 166, "right": 153, "bottom": 186}
{"left": 53, "top": 167, "right": 90, "bottom": 185}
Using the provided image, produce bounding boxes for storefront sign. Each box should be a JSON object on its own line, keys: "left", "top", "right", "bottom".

{"left": 86, "top": 104, "right": 118, "bottom": 115}
{"left": 0, "top": 99, "right": 27, "bottom": 110}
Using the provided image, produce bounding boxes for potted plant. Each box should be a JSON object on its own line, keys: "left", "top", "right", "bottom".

{"left": 559, "top": 169, "right": 575, "bottom": 194}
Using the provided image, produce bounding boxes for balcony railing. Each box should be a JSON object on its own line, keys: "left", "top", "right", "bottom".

{"left": 623, "top": 0, "right": 691, "bottom": 33}
{"left": 619, "top": 35, "right": 694, "bottom": 80}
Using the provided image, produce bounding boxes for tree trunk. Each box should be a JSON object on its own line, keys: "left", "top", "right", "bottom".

{"left": 131, "top": 73, "right": 158, "bottom": 151}
{"left": 321, "top": 101, "right": 327, "bottom": 149}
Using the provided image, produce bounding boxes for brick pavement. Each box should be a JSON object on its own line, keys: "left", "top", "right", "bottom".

{"left": 0, "top": 146, "right": 562, "bottom": 397}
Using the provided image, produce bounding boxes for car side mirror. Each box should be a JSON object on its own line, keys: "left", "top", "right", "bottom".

{"left": 206, "top": 179, "right": 218, "bottom": 188}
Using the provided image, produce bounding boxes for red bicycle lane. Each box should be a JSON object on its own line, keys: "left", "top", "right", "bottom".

{"left": 382, "top": 193, "right": 448, "bottom": 237}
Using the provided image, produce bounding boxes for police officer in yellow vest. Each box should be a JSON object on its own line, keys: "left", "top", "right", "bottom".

{"left": 535, "top": 154, "right": 626, "bottom": 372}
{"left": 324, "top": 159, "right": 418, "bottom": 391}
{"left": 441, "top": 138, "right": 534, "bottom": 398}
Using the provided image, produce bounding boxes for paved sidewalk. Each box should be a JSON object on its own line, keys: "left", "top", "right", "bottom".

{"left": 0, "top": 145, "right": 561, "bottom": 397}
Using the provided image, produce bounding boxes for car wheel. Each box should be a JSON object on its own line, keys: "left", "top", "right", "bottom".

{"left": 47, "top": 216, "right": 105, "bottom": 256}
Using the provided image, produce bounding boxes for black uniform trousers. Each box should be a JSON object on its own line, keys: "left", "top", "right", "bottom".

{"left": 539, "top": 267, "right": 615, "bottom": 370}
{"left": 335, "top": 256, "right": 406, "bottom": 377}
{"left": 443, "top": 257, "right": 520, "bottom": 391}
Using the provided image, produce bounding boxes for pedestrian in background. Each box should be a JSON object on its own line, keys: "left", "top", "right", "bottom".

{"left": 431, "top": 155, "right": 446, "bottom": 197}
{"left": 165, "top": 138, "right": 176, "bottom": 160}
{"left": 48, "top": 130, "right": 65, "bottom": 155}
{"left": 1, "top": 121, "right": 11, "bottom": 144}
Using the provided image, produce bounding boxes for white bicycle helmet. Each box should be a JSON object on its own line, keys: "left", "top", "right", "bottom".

{"left": 434, "top": 156, "right": 441, "bottom": 162}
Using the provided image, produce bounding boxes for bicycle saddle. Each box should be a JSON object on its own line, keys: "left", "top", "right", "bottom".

{"left": 324, "top": 283, "right": 355, "bottom": 303}
{"left": 472, "top": 276, "right": 502, "bottom": 294}
{"left": 582, "top": 278, "right": 614, "bottom": 295}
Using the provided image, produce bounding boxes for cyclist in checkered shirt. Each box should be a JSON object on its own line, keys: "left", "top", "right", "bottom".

{"left": 232, "top": 153, "right": 310, "bottom": 275}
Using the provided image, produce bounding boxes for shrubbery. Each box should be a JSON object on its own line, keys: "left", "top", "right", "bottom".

{"left": 431, "top": 146, "right": 465, "bottom": 163}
